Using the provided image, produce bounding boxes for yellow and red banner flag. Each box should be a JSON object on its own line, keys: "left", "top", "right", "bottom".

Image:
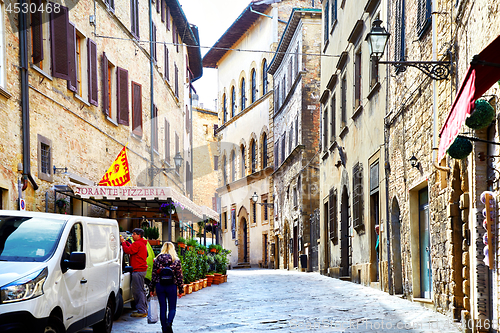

{"left": 98, "top": 145, "right": 131, "bottom": 186}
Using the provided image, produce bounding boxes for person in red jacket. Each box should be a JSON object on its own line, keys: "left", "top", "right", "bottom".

{"left": 120, "top": 228, "right": 148, "bottom": 317}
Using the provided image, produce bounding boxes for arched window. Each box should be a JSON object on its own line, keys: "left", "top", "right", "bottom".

{"left": 241, "top": 78, "right": 246, "bottom": 111}
{"left": 241, "top": 145, "right": 246, "bottom": 177}
{"left": 231, "top": 86, "right": 236, "bottom": 117}
{"left": 223, "top": 156, "right": 227, "bottom": 185}
{"left": 251, "top": 69, "right": 256, "bottom": 103}
{"left": 262, "top": 133, "right": 268, "bottom": 167}
{"left": 223, "top": 93, "right": 227, "bottom": 123}
{"left": 251, "top": 140, "right": 256, "bottom": 173}
{"left": 231, "top": 151, "right": 236, "bottom": 182}
{"left": 262, "top": 60, "right": 268, "bottom": 95}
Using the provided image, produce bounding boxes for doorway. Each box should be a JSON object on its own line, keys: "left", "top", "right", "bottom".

{"left": 242, "top": 217, "right": 248, "bottom": 262}
{"left": 391, "top": 199, "right": 403, "bottom": 294}
{"left": 419, "top": 188, "right": 432, "bottom": 298}
{"left": 340, "top": 187, "right": 350, "bottom": 277}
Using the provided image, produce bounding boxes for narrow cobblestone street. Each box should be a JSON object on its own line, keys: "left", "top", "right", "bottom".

{"left": 103, "top": 269, "right": 461, "bottom": 332}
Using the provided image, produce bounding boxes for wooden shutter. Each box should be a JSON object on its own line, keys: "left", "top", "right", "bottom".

{"left": 152, "top": 105, "right": 158, "bottom": 151}
{"left": 102, "top": 52, "right": 109, "bottom": 116}
{"left": 352, "top": 163, "right": 364, "bottom": 229}
{"left": 117, "top": 67, "right": 129, "bottom": 125}
{"left": 175, "top": 132, "right": 179, "bottom": 155}
{"left": 131, "top": 82, "right": 142, "bottom": 136}
{"left": 213, "top": 155, "right": 218, "bottom": 171}
{"left": 131, "top": 0, "right": 139, "bottom": 38}
{"left": 152, "top": 22, "right": 157, "bottom": 61}
{"left": 50, "top": 4, "right": 70, "bottom": 80}
{"left": 174, "top": 64, "right": 178, "bottom": 97}
{"left": 165, "top": 120, "right": 170, "bottom": 161}
{"left": 166, "top": 6, "right": 170, "bottom": 30}
{"left": 31, "top": 0, "right": 43, "bottom": 64}
{"left": 329, "top": 188, "right": 337, "bottom": 239}
{"left": 67, "top": 22, "right": 77, "bottom": 92}
{"left": 109, "top": 0, "right": 115, "bottom": 11}
{"left": 213, "top": 124, "right": 218, "bottom": 136}
{"left": 87, "top": 39, "right": 98, "bottom": 106}
{"left": 161, "top": 0, "right": 166, "bottom": 22}
{"left": 185, "top": 105, "right": 190, "bottom": 134}
{"left": 164, "top": 44, "right": 169, "bottom": 80}
{"left": 156, "top": 0, "right": 160, "bottom": 13}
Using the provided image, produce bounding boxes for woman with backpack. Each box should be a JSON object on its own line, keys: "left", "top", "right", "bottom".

{"left": 150, "top": 242, "right": 184, "bottom": 333}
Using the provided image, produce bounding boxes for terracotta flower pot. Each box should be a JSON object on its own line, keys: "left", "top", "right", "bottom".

{"left": 203, "top": 278, "right": 208, "bottom": 288}
{"left": 206, "top": 275, "right": 213, "bottom": 286}
{"left": 183, "top": 285, "right": 188, "bottom": 295}
{"left": 210, "top": 248, "right": 217, "bottom": 253}
{"left": 187, "top": 283, "right": 193, "bottom": 294}
{"left": 193, "top": 281, "right": 199, "bottom": 291}
{"left": 178, "top": 243, "right": 186, "bottom": 248}
{"left": 223, "top": 274, "right": 227, "bottom": 282}
{"left": 213, "top": 273, "right": 222, "bottom": 285}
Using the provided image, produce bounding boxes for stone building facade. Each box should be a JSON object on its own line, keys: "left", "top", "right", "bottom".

{"left": 319, "top": 0, "right": 389, "bottom": 288}
{"left": 204, "top": 0, "right": 320, "bottom": 269}
{"left": 268, "top": 8, "right": 321, "bottom": 271}
{"left": 0, "top": 0, "right": 218, "bottom": 237}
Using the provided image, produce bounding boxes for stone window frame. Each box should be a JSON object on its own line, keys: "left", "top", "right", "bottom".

{"left": 37, "top": 134, "right": 53, "bottom": 182}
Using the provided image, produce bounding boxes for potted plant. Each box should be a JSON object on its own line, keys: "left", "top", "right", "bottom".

{"left": 206, "top": 272, "right": 214, "bottom": 286}
{"left": 466, "top": 99, "right": 495, "bottom": 130}
{"left": 447, "top": 136, "right": 473, "bottom": 160}
{"left": 208, "top": 244, "right": 217, "bottom": 253}
{"left": 55, "top": 198, "right": 67, "bottom": 214}
{"left": 176, "top": 236, "right": 186, "bottom": 248}
{"left": 145, "top": 226, "right": 160, "bottom": 245}
{"left": 197, "top": 244, "right": 207, "bottom": 255}
{"left": 186, "top": 238, "right": 198, "bottom": 251}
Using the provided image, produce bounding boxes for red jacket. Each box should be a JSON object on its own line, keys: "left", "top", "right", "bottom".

{"left": 122, "top": 238, "right": 148, "bottom": 272}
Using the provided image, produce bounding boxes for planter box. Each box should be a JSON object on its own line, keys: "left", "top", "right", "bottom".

{"left": 178, "top": 243, "right": 186, "bottom": 248}
{"left": 213, "top": 273, "right": 222, "bottom": 285}
{"left": 193, "top": 281, "right": 199, "bottom": 291}
{"left": 183, "top": 285, "right": 188, "bottom": 295}
{"left": 206, "top": 275, "right": 213, "bottom": 286}
{"left": 148, "top": 240, "right": 161, "bottom": 246}
{"left": 203, "top": 278, "right": 208, "bottom": 288}
{"left": 187, "top": 283, "right": 193, "bottom": 294}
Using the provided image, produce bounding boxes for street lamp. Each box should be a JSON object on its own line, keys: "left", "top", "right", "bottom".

{"left": 150, "top": 152, "right": 183, "bottom": 178}
{"left": 251, "top": 192, "right": 274, "bottom": 208}
{"left": 365, "top": 19, "right": 452, "bottom": 80}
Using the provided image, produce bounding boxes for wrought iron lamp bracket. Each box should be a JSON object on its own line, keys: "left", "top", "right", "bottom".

{"left": 378, "top": 60, "right": 452, "bottom": 80}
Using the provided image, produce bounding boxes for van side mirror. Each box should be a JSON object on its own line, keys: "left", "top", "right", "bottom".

{"left": 62, "top": 252, "right": 86, "bottom": 272}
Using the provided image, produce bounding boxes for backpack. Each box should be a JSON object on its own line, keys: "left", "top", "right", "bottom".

{"left": 159, "top": 266, "right": 175, "bottom": 286}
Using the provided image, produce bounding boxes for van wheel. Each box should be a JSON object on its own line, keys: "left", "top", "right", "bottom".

{"left": 93, "top": 299, "right": 114, "bottom": 333}
{"left": 113, "top": 292, "right": 124, "bottom": 320}
{"left": 44, "top": 316, "right": 64, "bottom": 333}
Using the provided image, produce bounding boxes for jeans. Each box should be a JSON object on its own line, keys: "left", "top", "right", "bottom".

{"left": 131, "top": 271, "right": 148, "bottom": 313}
{"left": 156, "top": 282, "right": 177, "bottom": 329}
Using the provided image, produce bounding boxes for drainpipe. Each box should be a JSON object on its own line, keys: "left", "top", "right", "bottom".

{"left": 432, "top": 0, "right": 438, "bottom": 164}
{"left": 250, "top": 6, "right": 287, "bottom": 24}
{"left": 384, "top": 0, "right": 392, "bottom": 294}
{"left": 149, "top": 0, "right": 155, "bottom": 186}
{"left": 19, "top": 0, "right": 38, "bottom": 192}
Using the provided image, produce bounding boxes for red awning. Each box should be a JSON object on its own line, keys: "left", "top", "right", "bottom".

{"left": 438, "top": 35, "right": 500, "bottom": 160}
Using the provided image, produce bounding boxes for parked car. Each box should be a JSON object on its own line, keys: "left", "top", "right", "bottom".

{"left": 0, "top": 211, "right": 122, "bottom": 333}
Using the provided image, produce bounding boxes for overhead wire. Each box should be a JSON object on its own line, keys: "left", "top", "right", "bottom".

{"left": 94, "top": 34, "right": 341, "bottom": 58}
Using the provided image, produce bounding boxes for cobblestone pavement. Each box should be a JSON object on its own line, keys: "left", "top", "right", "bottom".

{"left": 90, "top": 268, "right": 462, "bottom": 333}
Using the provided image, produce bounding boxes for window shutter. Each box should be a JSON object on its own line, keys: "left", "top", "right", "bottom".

{"left": 67, "top": 22, "right": 77, "bottom": 92}
{"left": 50, "top": 4, "right": 70, "bottom": 80}
{"left": 352, "top": 163, "right": 364, "bottom": 229}
{"left": 185, "top": 105, "right": 190, "bottom": 134}
{"left": 152, "top": 105, "right": 158, "bottom": 151}
{"left": 109, "top": 0, "right": 115, "bottom": 11}
{"left": 164, "top": 44, "right": 169, "bottom": 80}
{"left": 165, "top": 120, "right": 170, "bottom": 161}
{"left": 213, "top": 155, "right": 218, "bottom": 171}
{"left": 87, "top": 39, "right": 98, "bottom": 106}
{"left": 156, "top": 0, "right": 160, "bottom": 13}
{"left": 152, "top": 22, "right": 157, "bottom": 62}
{"left": 161, "top": 0, "right": 166, "bottom": 22}
{"left": 213, "top": 124, "right": 218, "bottom": 136}
{"left": 329, "top": 188, "right": 337, "bottom": 239}
{"left": 166, "top": 6, "right": 171, "bottom": 30}
{"left": 102, "top": 52, "right": 109, "bottom": 116}
{"left": 174, "top": 64, "right": 179, "bottom": 97}
{"left": 117, "top": 67, "right": 129, "bottom": 125}
{"left": 175, "top": 132, "right": 179, "bottom": 156}
{"left": 131, "top": 82, "right": 142, "bottom": 136}
{"left": 173, "top": 24, "right": 179, "bottom": 52}
{"left": 31, "top": 0, "right": 43, "bottom": 64}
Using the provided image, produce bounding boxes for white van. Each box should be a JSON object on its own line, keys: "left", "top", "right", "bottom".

{"left": 0, "top": 210, "right": 124, "bottom": 333}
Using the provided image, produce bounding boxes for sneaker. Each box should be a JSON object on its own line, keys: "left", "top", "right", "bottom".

{"left": 130, "top": 312, "right": 147, "bottom": 318}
